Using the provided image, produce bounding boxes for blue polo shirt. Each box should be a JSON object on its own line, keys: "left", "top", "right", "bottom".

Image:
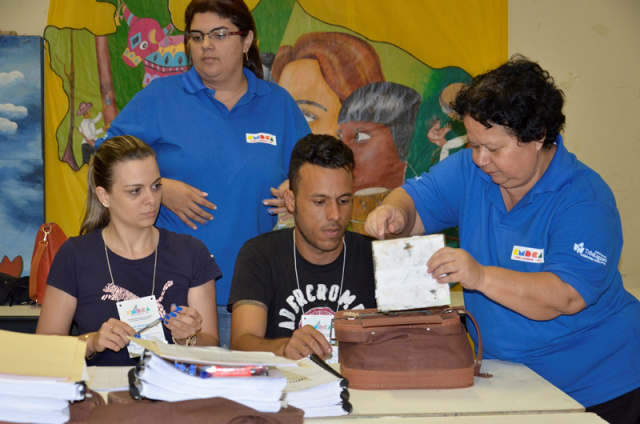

{"left": 97, "top": 67, "right": 311, "bottom": 305}
{"left": 404, "top": 135, "right": 640, "bottom": 407}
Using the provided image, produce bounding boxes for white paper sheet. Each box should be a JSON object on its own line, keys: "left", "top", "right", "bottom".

{"left": 129, "top": 338, "right": 298, "bottom": 367}
{"left": 373, "top": 234, "right": 450, "bottom": 311}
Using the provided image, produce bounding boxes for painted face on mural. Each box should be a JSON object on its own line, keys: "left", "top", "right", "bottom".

{"left": 337, "top": 120, "right": 405, "bottom": 192}
{"left": 285, "top": 163, "right": 353, "bottom": 265}
{"left": 188, "top": 12, "right": 253, "bottom": 89}
{"left": 277, "top": 59, "right": 342, "bottom": 136}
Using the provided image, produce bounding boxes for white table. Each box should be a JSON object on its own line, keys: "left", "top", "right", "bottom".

{"left": 0, "top": 304, "right": 40, "bottom": 333}
{"left": 0, "top": 304, "right": 40, "bottom": 317}
{"left": 311, "top": 412, "right": 605, "bottom": 423}
{"left": 340, "top": 359, "right": 583, "bottom": 418}
{"left": 89, "top": 359, "right": 585, "bottom": 420}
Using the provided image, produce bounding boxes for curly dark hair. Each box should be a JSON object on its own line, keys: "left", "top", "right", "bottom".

{"left": 289, "top": 134, "right": 355, "bottom": 193}
{"left": 451, "top": 54, "right": 565, "bottom": 148}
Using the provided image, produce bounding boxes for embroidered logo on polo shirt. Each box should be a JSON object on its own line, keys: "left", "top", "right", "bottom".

{"left": 511, "top": 245, "right": 544, "bottom": 263}
{"left": 246, "top": 132, "right": 277, "bottom": 146}
{"left": 573, "top": 242, "right": 607, "bottom": 265}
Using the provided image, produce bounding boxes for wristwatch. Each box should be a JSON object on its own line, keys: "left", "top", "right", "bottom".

{"left": 185, "top": 334, "right": 197, "bottom": 346}
{"left": 173, "top": 333, "right": 197, "bottom": 346}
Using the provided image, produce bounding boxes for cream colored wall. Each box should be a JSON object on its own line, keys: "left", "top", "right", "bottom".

{"left": 509, "top": 0, "right": 640, "bottom": 290}
{"left": 0, "top": 0, "right": 49, "bottom": 35}
{"left": 2, "top": 0, "right": 639, "bottom": 289}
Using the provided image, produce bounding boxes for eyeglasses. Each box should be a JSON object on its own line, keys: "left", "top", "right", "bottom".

{"left": 187, "top": 28, "right": 247, "bottom": 43}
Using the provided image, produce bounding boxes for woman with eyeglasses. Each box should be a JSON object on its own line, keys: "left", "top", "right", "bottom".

{"left": 97, "top": 0, "right": 311, "bottom": 348}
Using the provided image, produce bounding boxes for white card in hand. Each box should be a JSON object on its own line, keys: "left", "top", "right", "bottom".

{"left": 372, "top": 234, "right": 450, "bottom": 312}
{"left": 116, "top": 295, "right": 166, "bottom": 357}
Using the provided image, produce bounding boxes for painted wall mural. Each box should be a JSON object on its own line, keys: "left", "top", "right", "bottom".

{"left": 0, "top": 36, "right": 44, "bottom": 277}
{"left": 44, "top": 0, "right": 507, "bottom": 239}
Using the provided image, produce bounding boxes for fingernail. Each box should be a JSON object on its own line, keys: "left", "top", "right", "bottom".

{"left": 170, "top": 312, "right": 177, "bottom": 318}
{"left": 164, "top": 314, "right": 171, "bottom": 320}
{"left": 171, "top": 303, "right": 176, "bottom": 308}
{"left": 134, "top": 334, "right": 141, "bottom": 338}
{"left": 176, "top": 306, "right": 183, "bottom": 312}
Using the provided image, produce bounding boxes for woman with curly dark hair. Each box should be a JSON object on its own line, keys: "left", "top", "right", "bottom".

{"left": 365, "top": 55, "right": 640, "bottom": 424}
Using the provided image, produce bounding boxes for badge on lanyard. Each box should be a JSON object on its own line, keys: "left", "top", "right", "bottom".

{"left": 116, "top": 295, "right": 166, "bottom": 357}
{"left": 300, "top": 309, "right": 339, "bottom": 363}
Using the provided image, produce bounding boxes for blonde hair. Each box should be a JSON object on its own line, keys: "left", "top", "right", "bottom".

{"left": 80, "top": 135, "right": 156, "bottom": 235}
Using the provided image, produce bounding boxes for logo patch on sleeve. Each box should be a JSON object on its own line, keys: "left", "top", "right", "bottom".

{"left": 573, "top": 242, "right": 607, "bottom": 265}
{"left": 511, "top": 246, "right": 544, "bottom": 263}
{"left": 246, "top": 132, "right": 277, "bottom": 146}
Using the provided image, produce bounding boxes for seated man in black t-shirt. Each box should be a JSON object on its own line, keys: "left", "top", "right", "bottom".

{"left": 228, "top": 134, "right": 377, "bottom": 360}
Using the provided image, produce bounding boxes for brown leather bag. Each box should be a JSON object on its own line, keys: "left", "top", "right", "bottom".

{"left": 333, "top": 307, "right": 491, "bottom": 389}
{"left": 68, "top": 389, "right": 106, "bottom": 424}
{"left": 87, "top": 397, "right": 304, "bottom": 424}
{"left": 30, "top": 222, "right": 67, "bottom": 304}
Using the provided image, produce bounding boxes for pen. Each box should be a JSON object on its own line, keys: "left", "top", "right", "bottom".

{"left": 309, "top": 353, "right": 349, "bottom": 388}
{"left": 137, "top": 318, "right": 162, "bottom": 335}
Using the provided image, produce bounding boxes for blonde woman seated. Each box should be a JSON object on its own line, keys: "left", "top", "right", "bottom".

{"left": 36, "top": 135, "right": 220, "bottom": 366}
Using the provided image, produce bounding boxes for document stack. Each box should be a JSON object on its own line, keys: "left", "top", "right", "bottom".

{"left": 279, "top": 354, "right": 352, "bottom": 417}
{"left": 0, "top": 330, "right": 87, "bottom": 424}
{"left": 129, "top": 339, "right": 297, "bottom": 413}
{"left": 128, "top": 339, "right": 353, "bottom": 418}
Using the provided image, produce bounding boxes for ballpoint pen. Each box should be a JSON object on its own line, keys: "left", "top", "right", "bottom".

{"left": 136, "top": 318, "right": 162, "bottom": 335}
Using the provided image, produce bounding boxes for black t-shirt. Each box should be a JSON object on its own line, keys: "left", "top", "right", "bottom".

{"left": 228, "top": 228, "right": 377, "bottom": 339}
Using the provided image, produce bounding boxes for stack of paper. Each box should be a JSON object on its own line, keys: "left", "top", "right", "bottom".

{"left": 129, "top": 340, "right": 354, "bottom": 417}
{"left": 279, "top": 356, "right": 351, "bottom": 417}
{"left": 129, "top": 339, "right": 296, "bottom": 413}
{"left": 0, "top": 330, "right": 87, "bottom": 424}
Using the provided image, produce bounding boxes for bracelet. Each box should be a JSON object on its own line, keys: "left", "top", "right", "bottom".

{"left": 172, "top": 333, "right": 197, "bottom": 346}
